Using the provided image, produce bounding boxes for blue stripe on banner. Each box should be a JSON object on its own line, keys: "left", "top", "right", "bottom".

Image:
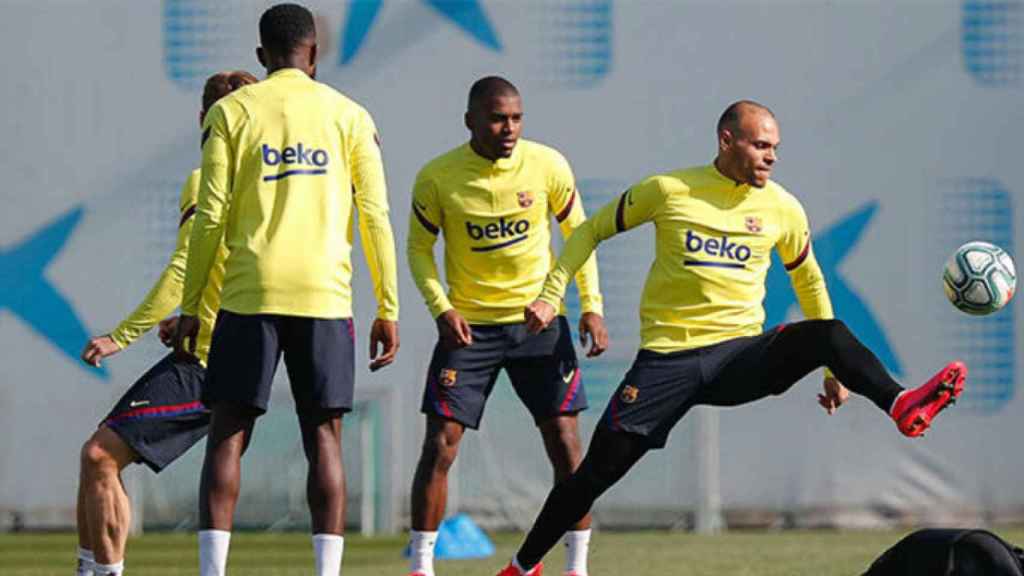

{"left": 262, "top": 169, "right": 327, "bottom": 182}
{"left": 683, "top": 260, "right": 746, "bottom": 269}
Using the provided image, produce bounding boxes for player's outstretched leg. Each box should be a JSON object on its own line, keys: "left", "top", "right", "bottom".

{"left": 299, "top": 409, "right": 346, "bottom": 576}
{"left": 408, "top": 417, "right": 466, "bottom": 576}
{"left": 538, "top": 415, "right": 592, "bottom": 576}
{"left": 723, "top": 319, "right": 966, "bottom": 437}
{"left": 78, "top": 427, "right": 137, "bottom": 576}
{"left": 497, "top": 428, "right": 649, "bottom": 576}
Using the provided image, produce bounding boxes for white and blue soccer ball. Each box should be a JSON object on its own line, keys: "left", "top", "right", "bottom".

{"left": 943, "top": 241, "right": 1016, "bottom": 315}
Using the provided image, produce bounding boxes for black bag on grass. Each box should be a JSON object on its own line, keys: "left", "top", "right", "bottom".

{"left": 863, "top": 528, "right": 1024, "bottom": 576}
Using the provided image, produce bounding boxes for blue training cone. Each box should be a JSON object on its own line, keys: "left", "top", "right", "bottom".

{"left": 403, "top": 514, "right": 495, "bottom": 560}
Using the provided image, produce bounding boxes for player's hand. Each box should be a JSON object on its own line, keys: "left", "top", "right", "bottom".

{"left": 172, "top": 315, "right": 200, "bottom": 361}
{"left": 80, "top": 335, "right": 121, "bottom": 368}
{"left": 578, "top": 312, "right": 609, "bottom": 358}
{"left": 524, "top": 301, "right": 556, "bottom": 335}
{"left": 158, "top": 316, "right": 180, "bottom": 348}
{"left": 436, "top": 309, "right": 472, "bottom": 349}
{"left": 818, "top": 376, "right": 850, "bottom": 415}
{"left": 369, "top": 318, "right": 400, "bottom": 372}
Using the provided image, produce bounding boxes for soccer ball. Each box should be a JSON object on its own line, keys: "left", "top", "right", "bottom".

{"left": 943, "top": 241, "right": 1016, "bottom": 315}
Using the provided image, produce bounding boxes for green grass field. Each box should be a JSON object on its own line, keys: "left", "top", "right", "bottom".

{"left": 5, "top": 528, "right": 1024, "bottom": 575}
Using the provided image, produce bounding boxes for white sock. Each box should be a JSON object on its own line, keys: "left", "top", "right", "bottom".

{"left": 564, "top": 529, "right": 591, "bottom": 575}
{"left": 198, "top": 530, "right": 231, "bottom": 576}
{"left": 408, "top": 530, "right": 438, "bottom": 576}
{"left": 77, "top": 547, "right": 95, "bottom": 576}
{"left": 93, "top": 561, "right": 123, "bottom": 576}
{"left": 312, "top": 533, "right": 344, "bottom": 576}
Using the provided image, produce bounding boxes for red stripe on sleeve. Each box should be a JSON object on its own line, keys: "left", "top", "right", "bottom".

{"left": 413, "top": 203, "right": 439, "bottom": 235}
{"left": 179, "top": 205, "right": 197, "bottom": 228}
{"left": 615, "top": 191, "right": 629, "bottom": 232}
{"left": 555, "top": 189, "right": 576, "bottom": 222}
{"left": 784, "top": 241, "right": 811, "bottom": 271}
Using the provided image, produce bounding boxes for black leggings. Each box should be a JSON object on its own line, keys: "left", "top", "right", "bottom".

{"left": 515, "top": 319, "right": 904, "bottom": 568}
{"left": 701, "top": 319, "right": 902, "bottom": 412}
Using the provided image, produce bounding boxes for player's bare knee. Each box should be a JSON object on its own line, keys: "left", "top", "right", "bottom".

{"left": 557, "top": 422, "right": 582, "bottom": 451}
{"left": 421, "top": 425, "right": 462, "bottom": 473}
{"left": 541, "top": 416, "right": 582, "bottom": 451}
{"left": 80, "top": 438, "right": 115, "bottom": 477}
{"left": 431, "top": 433, "right": 461, "bottom": 473}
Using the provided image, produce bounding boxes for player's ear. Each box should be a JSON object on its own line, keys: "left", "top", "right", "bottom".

{"left": 256, "top": 46, "right": 266, "bottom": 68}
{"left": 718, "top": 129, "right": 732, "bottom": 152}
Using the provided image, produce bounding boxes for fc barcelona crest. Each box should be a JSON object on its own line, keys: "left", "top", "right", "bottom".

{"left": 620, "top": 385, "right": 639, "bottom": 404}
{"left": 439, "top": 368, "right": 458, "bottom": 387}
{"left": 517, "top": 191, "right": 534, "bottom": 208}
{"left": 745, "top": 216, "right": 763, "bottom": 233}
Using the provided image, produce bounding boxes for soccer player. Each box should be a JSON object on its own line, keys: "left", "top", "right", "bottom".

{"left": 406, "top": 76, "right": 607, "bottom": 576}
{"left": 74, "top": 70, "right": 257, "bottom": 576}
{"left": 495, "top": 101, "right": 967, "bottom": 576}
{"left": 173, "top": 4, "right": 400, "bottom": 576}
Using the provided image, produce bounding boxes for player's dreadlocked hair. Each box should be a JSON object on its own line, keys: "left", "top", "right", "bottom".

{"left": 467, "top": 76, "right": 520, "bottom": 109}
{"left": 717, "top": 100, "right": 775, "bottom": 136}
{"left": 259, "top": 3, "right": 316, "bottom": 55}
{"left": 202, "top": 70, "right": 258, "bottom": 113}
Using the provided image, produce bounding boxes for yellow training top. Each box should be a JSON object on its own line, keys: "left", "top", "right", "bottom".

{"left": 407, "top": 140, "right": 602, "bottom": 324}
{"left": 182, "top": 68, "right": 399, "bottom": 321}
{"left": 539, "top": 163, "right": 833, "bottom": 353}
{"left": 110, "top": 169, "right": 224, "bottom": 365}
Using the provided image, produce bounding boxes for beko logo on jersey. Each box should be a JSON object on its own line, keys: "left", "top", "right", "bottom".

{"left": 261, "top": 143, "right": 328, "bottom": 182}
{"left": 465, "top": 217, "right": 530, "bottom": 252}
{"left": 684, "top": 230, "right": 752, "bottom": 269}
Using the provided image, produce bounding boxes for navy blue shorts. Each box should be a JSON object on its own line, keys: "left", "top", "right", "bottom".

{"left": 600, "top": 326, "right": 790, "bottom": 448}
{"left": 421, "top": 316, "right": 587, "bottom": 429}
{"left": 103, "top": 353, "right": 209, "bottom": 473}
{"left": 204, "top": 310, "right": 355, "bottom": 414}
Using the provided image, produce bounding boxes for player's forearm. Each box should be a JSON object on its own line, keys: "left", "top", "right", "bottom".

{"left": 558, "top": 208, "right": 604, "bottom": 316}
{"left": 358, "top": 212, "right": 400, "bottom": 321}
{"left": 110, "top": 265, "right": 184, "bottom": 349}
{"left": 539, "top": 219, "right": 601, "bottom": 307}
{"left": 407, "top": 234, "right": 453, "bottom": 318}
{"left": 181, "top": 213, "right": 222, "bottom": 315}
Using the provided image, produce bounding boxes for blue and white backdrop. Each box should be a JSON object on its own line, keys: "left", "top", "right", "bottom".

{"left": 0, "top": 0, "right": 1021, "bottom": 531}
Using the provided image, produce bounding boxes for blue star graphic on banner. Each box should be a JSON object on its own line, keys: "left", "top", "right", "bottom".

{"left": 764, "top": 201, "right": 904, "bottom": 376}
{"left": 340, "top": 0, "right": 502, "bottom": 64}
{"left": 0, "top": 206, "right": 107, "bottom": 379}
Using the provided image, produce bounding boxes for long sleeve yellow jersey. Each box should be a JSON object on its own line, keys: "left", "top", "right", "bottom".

{"left": 408, "top": 140, "right": 602, "bottom": 324}
{"left": 110, "top": 169, "right": 224, "bottom": 365}
{"left": 539, "top": 163, "right": 833, "bottom": 353}
{"left": 182, "top": 68, "right": 399, "bottom": 321}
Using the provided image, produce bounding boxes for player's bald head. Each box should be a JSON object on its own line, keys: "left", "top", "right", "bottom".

{"left": 202, "top": 70, "right": 258, "bottom": 113}
{"left": 717, "top": 100, "right": 775, "bottom": 138}
{"left": 467, "top": 76, "right": 520, "bottom": 111}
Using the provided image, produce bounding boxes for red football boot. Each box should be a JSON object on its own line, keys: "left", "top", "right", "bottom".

{"left": 496, "top": 561, "right": 543, "bottom": 576}
{"left": 890, "top": 361, "right": 967, "bottom": 437}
